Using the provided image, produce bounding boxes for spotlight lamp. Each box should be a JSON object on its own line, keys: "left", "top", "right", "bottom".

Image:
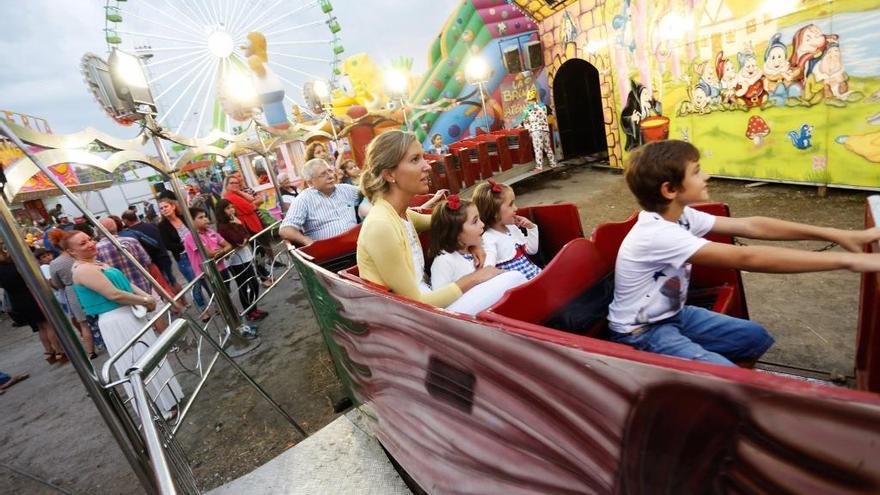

{"left": 465, "top": 56, "right": 490, "bottom": 84}
{"left": 108, "top": 48, "right": 157, "bottom": 117}
{"left": 384, "top": 69, "right": 409, "bottom": 99}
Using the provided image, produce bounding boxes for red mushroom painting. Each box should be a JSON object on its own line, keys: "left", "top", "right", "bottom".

{"left": 746, "top": 115, "right": 771, "bottom": 146}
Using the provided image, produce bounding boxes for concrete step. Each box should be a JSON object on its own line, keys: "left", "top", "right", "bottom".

{"left": 208, "top": 408, "right": 409, "bottom": 495}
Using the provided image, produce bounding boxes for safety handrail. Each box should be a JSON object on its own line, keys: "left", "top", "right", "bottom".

{"left": 100, "top": 275, "right": 202, "bottom": 385}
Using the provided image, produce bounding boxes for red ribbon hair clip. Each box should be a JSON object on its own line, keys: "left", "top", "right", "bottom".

{"left": 446, "top": 194, "right": 461, "bottom": 211}
{"left": 487, "top": 178, "right": 502, "bottom": 194}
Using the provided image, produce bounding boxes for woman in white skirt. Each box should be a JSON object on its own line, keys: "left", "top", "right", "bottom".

{"left": 65, "top": 231, "right": 183, "bottom": 415}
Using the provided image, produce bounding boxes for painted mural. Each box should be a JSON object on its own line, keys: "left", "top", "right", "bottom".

{"left": 531, "top": 0, "right": 880, "bottom": 189}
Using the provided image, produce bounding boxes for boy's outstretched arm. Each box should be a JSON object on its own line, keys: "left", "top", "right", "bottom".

{"left": 711, "top": 216, "right": 880, "bottom": 252}
{"left": 689, "top": 242, "right": 880, "bottom": 274}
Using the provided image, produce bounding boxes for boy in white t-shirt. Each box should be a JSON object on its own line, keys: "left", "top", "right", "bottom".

{"left": 608, "top": 140, "right": 880, "bottom": 366}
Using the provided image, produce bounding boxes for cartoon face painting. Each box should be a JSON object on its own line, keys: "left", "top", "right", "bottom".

{"left": 692, "top": 86, "right": 709, "bottom": 111}
{"left": 764, "top": 45, "right": 788, "bottom": 74}
{"left": 722, "top": 60, "right": 736, "bottom": 83}
{"left": 740, "top": 55, "right": 760, "bottom": 79}
{"left": 798, "top": 24, "right": 825, "bottom": 56}
{"left": 701, "top": 63, "right": 719, "bottom": 87}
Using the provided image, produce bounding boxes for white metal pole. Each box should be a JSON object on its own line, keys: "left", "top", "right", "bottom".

{"left": 478, "top": 82, "right": 491, "bottom": 133}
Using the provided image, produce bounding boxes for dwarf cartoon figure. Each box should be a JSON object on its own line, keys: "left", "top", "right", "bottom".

{"left": 621, "top": 79, "right": 662, "bottom": 150}
{"left": 716, "top": 52, "right": 738, "bottom": 108}
{"left": 763, "top": 33, "right": 801, "bottom": 107}
{"left": 735, "top": 51, "right": 767, "bottom": 109}
{"left": 243, "top": 32, "right": 290, "bottom": 130}
{"left": 695, "top": 61, "right": 721, "bottom": 105}
{"left": 806, "top": 41, "right": 863, "bottom": 106}
{"left": 789, "top": 23, "right": 838, "bottom": 91}
{"left": 677, "top": 81, "right": 712, "bottom": 116}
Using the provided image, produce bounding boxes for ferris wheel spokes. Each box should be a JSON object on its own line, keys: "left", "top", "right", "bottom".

{"left": 173, "top": 59, "right": 217, "bottom": 135}
{"left": 267, "top": 52, "right": 331, "bottom": 64}
{"left": 143, "top": 50, "right": 202, "bottom": 72}
{"left": 115, "top": 30, "right": 206, "bottom": 47}
{"left": 262, "top": 19, "right": 327, "bottom": 39}
{"left": 155, "top": 56, "right": 215, "bottom": 125}
{"left": 104, "top": 0, "right": 343, "bottom": 136}
{"left": 120, "top": 8, "right": 199, "bottom": 41}
{"left": 191, "top": 62, "right": 220, "bottom": 138}
{"left": 240, "top": 0, "right": 318, "bottom": 39}
{"left": 158, "top": 0, "right": 205, "bottom": 31}
{"left": 152, "top": 53, "right": 213, "bottom": 101}
{"left": 230, "top": 0, "right": 288, "bottom": 36}
{"left": 268, "top": 60, "right": 324, "bottom": 82}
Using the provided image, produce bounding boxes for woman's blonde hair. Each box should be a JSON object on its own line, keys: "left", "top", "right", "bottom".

{"left": 360, "top": 130, "right": 418, "bottom": 202}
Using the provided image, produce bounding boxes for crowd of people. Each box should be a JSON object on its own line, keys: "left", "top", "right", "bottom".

{"left": 1, "top": 170, "right": 293, "bottom": 412}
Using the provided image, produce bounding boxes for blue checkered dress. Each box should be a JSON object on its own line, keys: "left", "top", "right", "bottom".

{"left": 495, "top": 244, "right": 541, "bottom": 280}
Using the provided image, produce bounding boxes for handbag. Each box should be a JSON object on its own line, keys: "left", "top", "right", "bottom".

{"left": 130, "top": 304, "right": 147, "bottom": 319}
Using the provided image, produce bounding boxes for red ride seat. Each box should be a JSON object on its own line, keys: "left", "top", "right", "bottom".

{"left": 480, "top": 238, "right": 613, "bottom": 337}
{"left": 297, "top": 224, "right": 362, "bottom": 271}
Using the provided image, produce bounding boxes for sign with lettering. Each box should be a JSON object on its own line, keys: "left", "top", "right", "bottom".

{"left": 500, "top": 73, "right": 536, "bottom": 129}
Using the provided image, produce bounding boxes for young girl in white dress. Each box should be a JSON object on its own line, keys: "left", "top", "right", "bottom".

{"left": 472, "top": 179, "right": 542, "bottom": 280}
{"left": 428, "top": 195, "right": 526, "bottom": 316}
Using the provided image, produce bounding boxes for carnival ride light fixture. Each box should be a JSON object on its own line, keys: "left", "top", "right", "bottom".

{"left": 384, "top": 69, "right": 408, "bottom": 98}
{"left": 384, "top": 69, "right": 411, "bottom": 130}
{"left": 464, "top": 56, "right": 492, "bottom": 133}
{"left": 102, "top": 49, "right": 157, "bottom": 118}
{"left": 225, "top": 69, "right": 258, "bottom": 103}
{"left": 207, "top": 30, "right": 234, "bottom": 59}
{"left": 464, "top": 56, "right": 490, "bottom": 84}
{"left": 312, "top": 79, "right": 330, "bottom": 103}
{"left": 308, "top": 79, "right": 339, "bottom": 144}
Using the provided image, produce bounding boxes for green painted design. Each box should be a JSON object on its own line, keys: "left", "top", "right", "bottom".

{"left": 292, "top": 257, "right": 366, "bottom": 404}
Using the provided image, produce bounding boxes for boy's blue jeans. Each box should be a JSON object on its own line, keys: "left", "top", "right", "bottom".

{"left": 609, "top": 306, "right": 774, "bottom": 367}
{"left": 176, "top": 257, "right": 206, "bottom": 310}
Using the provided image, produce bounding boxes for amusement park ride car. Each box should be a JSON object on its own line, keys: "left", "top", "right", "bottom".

{"left": 292, "top": 197, "right": 880, "bottom": 494}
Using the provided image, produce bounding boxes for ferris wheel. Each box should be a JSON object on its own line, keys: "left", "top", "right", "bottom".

{"left": 101, "top": 0, "right": 344, "bottom": 137}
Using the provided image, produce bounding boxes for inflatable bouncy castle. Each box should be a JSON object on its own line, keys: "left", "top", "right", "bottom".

{"left": 408, "top": 1, "right": 549, "bottom": 148}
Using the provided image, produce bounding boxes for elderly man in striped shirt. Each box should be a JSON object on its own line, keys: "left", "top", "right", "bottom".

{"left": 280, "top": 158, "right": 360, "bottom": 247}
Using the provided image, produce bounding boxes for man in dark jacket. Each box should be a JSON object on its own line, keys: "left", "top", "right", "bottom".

{"left": 121, "top": 211, "right": 179, "bottom": 291}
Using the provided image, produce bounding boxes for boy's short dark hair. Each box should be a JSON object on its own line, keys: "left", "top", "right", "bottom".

{"left": 625, "top": 140, "right": 700, "bottom": 213}
{"left": 189, "top": 207, "right": 206, "bottom": 219}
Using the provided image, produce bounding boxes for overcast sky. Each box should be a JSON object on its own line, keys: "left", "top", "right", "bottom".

{"left": 0, "top": 0, "right": 455, "bottom": 136}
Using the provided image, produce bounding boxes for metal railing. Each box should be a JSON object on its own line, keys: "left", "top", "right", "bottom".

{"left": 95, "top": 222, "right": 306, "bottom": 494}
{"left": 0, "top": 118, "right": 307, "bottom": 494}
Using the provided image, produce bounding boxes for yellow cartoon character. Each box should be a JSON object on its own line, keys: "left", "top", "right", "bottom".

{"left": 332, "top": 53, "right": 386, "bottom": 112}
{"left": 242, "top": 32, "right": 289, "bottom": 130}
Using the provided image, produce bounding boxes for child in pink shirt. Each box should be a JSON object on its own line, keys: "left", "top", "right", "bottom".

{"left": 183, "top": 207, "right": 231, "bottom": 278}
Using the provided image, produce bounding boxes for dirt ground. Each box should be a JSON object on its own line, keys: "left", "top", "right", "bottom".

{"left": 0, "top": 164, "right": 875, "bottom": 494}
{"left": 0, "top": 270, "right": 343, "bottom": 495}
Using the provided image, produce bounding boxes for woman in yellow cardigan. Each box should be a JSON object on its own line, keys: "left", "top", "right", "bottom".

{"left": 357, "top": 130, "right": 504, "bottom": 308}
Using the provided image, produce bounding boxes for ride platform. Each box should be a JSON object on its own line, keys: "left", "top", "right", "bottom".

{"left": 208, "top": 408, "right": 408, "bottom": 495}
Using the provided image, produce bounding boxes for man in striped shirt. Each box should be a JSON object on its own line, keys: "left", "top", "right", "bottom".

{"left": 280, "top": 159, "right": 359, "bottom": 247}
{"left": 95, "top": 217, "right": 153, "bottom": 293}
